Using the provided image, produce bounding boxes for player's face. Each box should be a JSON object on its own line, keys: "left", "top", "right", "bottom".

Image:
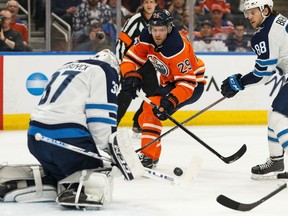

{"left": 143, "top": 0, "right": 158, "bottom": 15}
{"left": 151, "top": 26, "right": 168, "bottom": 45}
{"left": 244, "top": 8, "right": 264, "bottom": 29}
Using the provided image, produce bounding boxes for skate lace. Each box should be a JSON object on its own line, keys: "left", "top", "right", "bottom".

{"left": 259, "top": 158, "right": 274, "bottom": 170}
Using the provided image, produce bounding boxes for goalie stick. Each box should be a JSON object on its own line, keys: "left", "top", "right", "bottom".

{"left": 137, "top": 91, "right": 246, "bottom": 164}
{"left": 136, "top": 96, "right": 225, "bottom": 153}
{"left": 216, "top": 183, "right": 287, "bottom": 211}
{"left": 35, "top": 133, "right": 191, "bottom": 186}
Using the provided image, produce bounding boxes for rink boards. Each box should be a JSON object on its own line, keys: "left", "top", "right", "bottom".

{"left": 0, "top": 52, "right": 284, "bottom": 130}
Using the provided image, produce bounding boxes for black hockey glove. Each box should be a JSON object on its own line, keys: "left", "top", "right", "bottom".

{"left": 153, "top": 93, "right": 179, "bottom": 121}
{"left": 221, "top": 74, "right": 244, "bottom": 98}
{"left": 121, "top": 70, "right": 142, "bottom": 99}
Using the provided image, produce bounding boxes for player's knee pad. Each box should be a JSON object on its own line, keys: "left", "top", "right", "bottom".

{"left": 0, "top": 164, "right": 57, "bottom": 202}
{"left": 57, "top": 169, "right": 114, "bottom": 207}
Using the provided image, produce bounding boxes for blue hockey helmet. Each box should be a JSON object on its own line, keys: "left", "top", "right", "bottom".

{"left": 149, "top": 9, "right": 173, "bottom": 33}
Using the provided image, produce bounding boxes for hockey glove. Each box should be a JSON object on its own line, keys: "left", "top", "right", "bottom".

{"left": 153, "top": 94, "right": 179, "bottom": 121}
{"left": 121, "top": 70, "right": 142, "bottom": 99}
{"left": 221, "top": 74, "right": 244, "bottom": 98}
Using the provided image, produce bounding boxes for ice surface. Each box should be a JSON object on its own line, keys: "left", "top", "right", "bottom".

{"left": 0, "top": 126, "right": 287, "bottom": 216}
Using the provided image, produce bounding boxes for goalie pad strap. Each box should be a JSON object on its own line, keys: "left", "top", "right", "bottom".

{"left": 31, "top": 166, "right": 43, "bottom": 198}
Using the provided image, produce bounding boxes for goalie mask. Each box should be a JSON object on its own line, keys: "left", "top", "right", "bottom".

{"left": 93, "top": 49, "right": 119, "bottom": 73}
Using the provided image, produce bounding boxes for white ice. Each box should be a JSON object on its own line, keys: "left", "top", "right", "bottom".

{"left": 0, "top": 126, "right": 287, "bottom": 216}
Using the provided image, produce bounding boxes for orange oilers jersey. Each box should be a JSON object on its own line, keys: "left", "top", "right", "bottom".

{"left": 120, "top": 27, "right": 206, "bottom": 104}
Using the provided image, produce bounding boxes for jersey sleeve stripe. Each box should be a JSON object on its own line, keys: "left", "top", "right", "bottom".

{"left": 126, "top": 50, "right": 146, "bottom": 64}
{"left": 87, "top": 117, "right": 117, "bottom": 125}
{"left": 256, "top": 58, "right": 278, "bottom": 66}
{"left": 253, "top": 69, "right": 274, "bottom": 77}
{"left": 85, "top": 103, "right": 118, "bottom": 112}
{"left": 176, "top": 82, "right": 195, "bottom": 91}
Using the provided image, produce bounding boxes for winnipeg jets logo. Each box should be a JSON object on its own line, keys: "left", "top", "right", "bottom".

{"left": 148, "top": 55, "right": 169, "bottom": 76}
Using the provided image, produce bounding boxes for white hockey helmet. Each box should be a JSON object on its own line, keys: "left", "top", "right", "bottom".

{"left": 243, "top": 0, "right": 273, "bottom": 12}
{"left": 93, "top": 49, "right": 119, "bottom": 73}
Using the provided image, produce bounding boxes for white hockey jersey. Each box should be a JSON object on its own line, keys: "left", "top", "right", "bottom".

{"left": 241, "top": 14, "right": 288, "bottom": 87}
{"left": 30, "top": 59, "right": 119, "bottom": 150}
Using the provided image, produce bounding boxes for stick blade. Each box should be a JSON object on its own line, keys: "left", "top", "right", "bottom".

{"left": 223, "top": 144, "right": 247, "bottom": 164}
{"left": 216, "top": 195, "right": 243, "bottom": 211}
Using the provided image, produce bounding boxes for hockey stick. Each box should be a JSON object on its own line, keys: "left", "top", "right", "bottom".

{"left": 136, "top": 96, "right": 225, "bottom": 153}
{"left": 216, "top": 183, "right": 287, "bottom": 211}
{"left": 137, "top": 91, "right": 246, "bottom": 164}
{"left": 35, "top": 133, "right": 186, "bottom": 186}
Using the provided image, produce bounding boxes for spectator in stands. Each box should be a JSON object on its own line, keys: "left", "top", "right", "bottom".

{"left": 209, "top": 3, "right": 234, "bottom": 40}
{"left": 6, "top": 0, "right": 32, "bottom": 51}
{"left": 33, "top": 0, "right": 45, "bottom": 30}
{"left": 225, "top": 21, "right": 251, "bottom": 52}
{"left": 195, "top": 0, "right": 231, "bottom": 15}
{"left": 72, "top": 0, "right": 113, "bottom": 42}
{"left": 193, "top": 20, "right": 228, "bottom": 52}
{"left": 167, "top": 0, "right": 186, "bottom": 30}
{"left": 178, "top": 10, "right": 198, "bottom": 39}
{"left": 0, "top": 10, "right": 25, "bottom": 51}
{"left": 105, "top": 0, "right": 132, "bottom": 49}
{"left": 73, "top": 22, "right": 113, "bottom": 51}
{"left": 51, "top": 0, "right": 82, "bottom": 28}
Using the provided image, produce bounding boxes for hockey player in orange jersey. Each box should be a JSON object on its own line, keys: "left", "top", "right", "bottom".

{"left": 120, "top": 9, "right": 206, "bottom": 168}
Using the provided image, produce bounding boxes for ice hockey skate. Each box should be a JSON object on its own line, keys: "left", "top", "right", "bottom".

{"left": 56, "top": 189, "right": 102, "bottom": 210}
{"left": 0, "top": 181, "right": 17, "bottom": 200}
{"left": 251, "top": 156, "right": 284, "bottom": 180}
{"left": 132, "top": 126, "right": 142, "bottom": 139}
{"left": 138, "top": 153, "right": 159, "bottom": 169}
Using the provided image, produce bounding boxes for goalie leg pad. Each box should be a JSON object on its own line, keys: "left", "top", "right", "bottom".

{"left": 57, "top": 169, "right": 114, "bottom": 209}
{"left": 0, "top": 164, "right": 57, "bottom": 202}
{"left": 108, "top": 130, "right": 144, "bottom": 181}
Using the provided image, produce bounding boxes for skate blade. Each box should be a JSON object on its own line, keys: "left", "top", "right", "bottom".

{"left": 57, "top": 200, "right": 103, "bottom": 210}
{"left": 251, "top": 171, "right": 282, "bottom": 180}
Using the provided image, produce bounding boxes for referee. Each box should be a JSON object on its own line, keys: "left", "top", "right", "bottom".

{"left": 116, "top": 0, "right": 159, "bottom": 137}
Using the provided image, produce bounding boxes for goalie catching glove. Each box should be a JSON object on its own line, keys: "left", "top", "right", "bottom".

{"left": 221, "top": 73, "right": 244, "bottom": 98}
{"left": 121, "top": 70, "right": 142, "bottom": 99}
{"left": 153, "top": 93, "right": 179, "bottom": 120}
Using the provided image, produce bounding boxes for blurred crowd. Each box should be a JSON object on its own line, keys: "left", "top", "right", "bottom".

{"left": 0, "top": 0, "right": 254, "bottom": 52}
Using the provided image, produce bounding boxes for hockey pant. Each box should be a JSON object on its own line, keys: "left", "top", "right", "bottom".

{"left": 28, "top": 121, "right": 104, "bottom": 181}
{"left": 138, "top": 83, "right": 205, "bottom": 160}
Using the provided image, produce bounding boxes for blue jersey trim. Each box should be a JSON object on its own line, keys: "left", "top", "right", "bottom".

{"left": 87, "top": 117, "right": 117, "bottom": 125}
{"left": 256, "top": 58, "right": 278, "bottom": 66}
{"left": 277, "top": 129, "right": 288, "bottom": 139}
{"left": 28, "top": 125, "right": 91, "bottom": 138}
{"left": 268, "top": 136, "right": 279, "bottom": 143}
{"left": 86, "top": 103, "right": 118, "bottom": 112}
{"left": 253, "top": 69, "right": 274, "bottom": 77}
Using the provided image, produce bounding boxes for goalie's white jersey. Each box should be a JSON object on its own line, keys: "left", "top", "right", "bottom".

{"left": 30, "top": 59, "right": 119, "bottom": 149}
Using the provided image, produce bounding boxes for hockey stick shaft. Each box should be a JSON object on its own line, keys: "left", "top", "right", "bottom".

{"left": 35, "top": 133, "right": 111, "bottom": 162}
{"left": 136, "top": 96, "right": 225, "bottom": 153}
{"left": 137, "top": 92, "right": 246, "bottom": 164}
{"left": 35, "top": 133, "right": 181, "bottom": 185}
{"left": 216, "top": 183, "right": 287, "bottom": 211}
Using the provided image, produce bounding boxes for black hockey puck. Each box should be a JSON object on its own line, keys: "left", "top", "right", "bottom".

{"left": 173, "top": 167, "right": 183, "bottom": 176}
